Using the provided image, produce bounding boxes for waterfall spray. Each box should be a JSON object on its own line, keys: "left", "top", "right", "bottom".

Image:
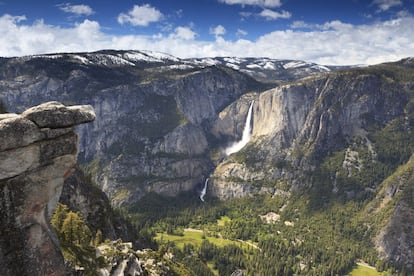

{"left": 225, "top": 101, "right": 254, "bottom": 156}
{"left": 200, "top": 178, "right": 209, "bottom": 202}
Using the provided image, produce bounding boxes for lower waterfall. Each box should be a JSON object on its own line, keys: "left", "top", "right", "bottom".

{"left": 200, "top": 178, "right": 209, "bottom": 202}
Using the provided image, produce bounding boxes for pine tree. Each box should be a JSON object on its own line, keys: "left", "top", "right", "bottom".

{"left": 51, "top": 203, "right": 69, "bottom": 240}
{"left": 94, "top": 229, "right": 103, "bottom": 246}
{"left": 61, "top": 211, "right": 91, "bottom": 246}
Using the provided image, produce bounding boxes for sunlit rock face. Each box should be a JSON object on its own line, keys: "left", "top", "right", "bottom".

{"left": 0, "top": 102, "right": 95, "bottom": 276}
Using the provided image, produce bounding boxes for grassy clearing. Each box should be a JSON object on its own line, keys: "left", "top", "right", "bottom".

{"left": 207, "top": 262, "right": 219, "bottom": 276}
{"left": 156, "top": 230, "right": 204, "bottom": 249}
{"left": 347, "top": 264, "right": 384, "bottom": 276}
{"left": 155, "top": 229, "right": 255, "bottom": 250}
{"left": 217, "top": 216, "right": 231, "bottom": 226}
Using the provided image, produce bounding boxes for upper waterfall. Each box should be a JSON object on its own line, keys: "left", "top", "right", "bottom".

{"left": 225, "top": 101, "right": 254, "bottom": 156}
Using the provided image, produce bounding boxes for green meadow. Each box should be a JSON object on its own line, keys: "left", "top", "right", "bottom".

{"left": 155, "top": 228, "right": 256, "bottom": 251}
{"left": 347, "top": 264, "right": 386, "bottom": 276}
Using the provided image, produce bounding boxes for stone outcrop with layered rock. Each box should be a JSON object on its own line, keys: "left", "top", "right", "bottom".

{"left": 0, "top": 102, "right": 95, "bottom": 276}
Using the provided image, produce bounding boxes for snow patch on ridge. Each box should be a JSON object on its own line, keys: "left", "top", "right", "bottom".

{"left": 226, "top": 63, "right": 240, "bottom": 70}
{"left": 283, "top": 61, "right": 309, "bottom": 69}
{"left": 72, "top": 55, "right": 91, "bottom": 64}
{"left": 188, "top": 58, "right": 222, "bottom": 66}
{"left": 140, "top": 50, "right": 180, "bottom": 62}
{"left": 246, "top": 64, "right": 261, "bottom": 69}
{"left": 87, "top": 54, "right": 136, "bottom": 66}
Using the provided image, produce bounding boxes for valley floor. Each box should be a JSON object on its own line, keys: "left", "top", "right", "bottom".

{"left": 347, "top": 264, "right": 386, "bottom": 276}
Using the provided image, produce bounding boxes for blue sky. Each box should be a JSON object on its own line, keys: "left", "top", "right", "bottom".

{"left": 0, "top": 0, "right": 413, "bottom": 64}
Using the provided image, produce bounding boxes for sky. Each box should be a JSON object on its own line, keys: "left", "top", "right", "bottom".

{"left": 0, "top": 0, "right": 414, "bottom": 65}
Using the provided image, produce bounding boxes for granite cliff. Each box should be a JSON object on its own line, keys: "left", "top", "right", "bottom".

{"left": 0, "top": 102, "right": 95, "bottom": 275}
{"left": 210, "top": 67, "right": 408, "bottom": 198}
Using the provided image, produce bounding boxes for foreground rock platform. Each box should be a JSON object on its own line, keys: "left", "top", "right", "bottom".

{"left": 0, "top": 102, "right": 95, "bottom": 276}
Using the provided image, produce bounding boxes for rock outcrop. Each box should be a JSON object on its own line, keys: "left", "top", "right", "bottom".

{"left": 0, "top": 102, "right": 95, "bottom": 276}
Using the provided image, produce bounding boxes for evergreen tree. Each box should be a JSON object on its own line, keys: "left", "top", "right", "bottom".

{"left": 94, "top": 229, "right": 103, "bottom": 246}
{"left": 61, "top": 211, "right": 91, "bottom": 246}
{"left": 51, "top": 203, "right": 69, "bottom": 240}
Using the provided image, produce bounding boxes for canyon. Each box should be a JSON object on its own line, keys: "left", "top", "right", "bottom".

{"left": 0, "top": 51, "right": 413, "bottom": 271}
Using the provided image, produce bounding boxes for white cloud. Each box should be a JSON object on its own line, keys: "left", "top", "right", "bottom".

{"left": 58, "top": 3, "right": 94, "bottom": 16}
{"left": 290, "top": 20, "right": 354, "bottom": 31}
{"left": 372, "top": 0, "right": 402, "bottom": 12}
{"left": 236, "top": 28, "right": 248, "bottom": 36}
{"left": 219, "top": 0, "right": 282, "bottom": 8}
{"left": 118, "top": 4, "right": 163, "bottom": 26}
{"left": 240, "top": 11, "right": 253, "bottom": 18}
{"left": 259, "top": 9, "right": 291, "bottom": 20}
{"left": 396, "top": 10, "right": 411, "bottom": 17}
{"left": 0, "top": 15, "right": 109, "bottom": 56}
{"left": 290, "top": 20, "right": 312, "bottom": 29}
{"left": 1, "top": 14, "right": 414, "bottom": 66}
{"left": 210, "top": 25, "right": 226, "bottom": 37}
{"left": 170, "top": 26, "right": 197, "bottom": 40}
{"left": 241, "top": 9, "right": 291, "bottom": 20}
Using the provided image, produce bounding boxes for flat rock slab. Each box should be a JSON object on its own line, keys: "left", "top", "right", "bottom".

{"left": 22, "top": 101, "right": 95, "bottom": 128}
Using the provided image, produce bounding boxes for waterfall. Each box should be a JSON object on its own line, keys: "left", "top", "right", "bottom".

{"left": 225, "top": 101, "right": 254, "bottom": 156}
{"left": 200, "top": 178, "right": 209, "bottom": 202}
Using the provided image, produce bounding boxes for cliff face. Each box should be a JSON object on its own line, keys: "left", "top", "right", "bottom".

{"left": 376, "top": 183, "right": 414, "bottom": 270}
{"left": 370, "top": 154, "right": 414, "bottom": 270}
{"left": 210, "top": 69, "right": 409, "bottom": 199}
{"left": 0, "top": 102, "right": 95, "bottom": 276}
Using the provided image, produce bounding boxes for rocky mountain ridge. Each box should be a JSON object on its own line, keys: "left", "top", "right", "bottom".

{"left": 4, "top": 50, "right": 334, "bottom": 83}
